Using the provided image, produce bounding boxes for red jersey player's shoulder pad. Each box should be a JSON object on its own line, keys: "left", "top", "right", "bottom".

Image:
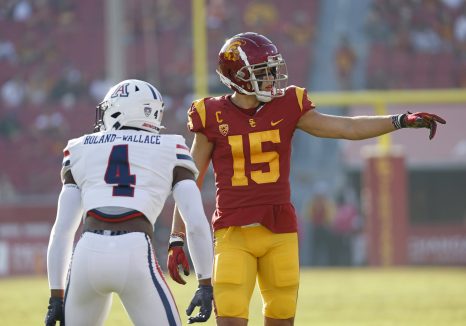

{"left": 188, "top": 97, "right": 209, "bottom": 130}
{"left": 284, "top": 85, "right": 316, "bottom": 112}
{"left": 187, "top": 95, "right": 228, "bottom": 131}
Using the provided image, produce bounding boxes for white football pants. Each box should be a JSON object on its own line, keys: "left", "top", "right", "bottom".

{"left": 64, "top": 232, "right": 181, "bottom": 326}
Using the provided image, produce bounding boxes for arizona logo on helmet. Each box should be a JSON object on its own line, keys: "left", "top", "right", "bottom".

{"left": 111, "top": 83, "right": 129, "bottom": 98}
{"left": 223, "top": 40, "right": 245, "bottom": 61}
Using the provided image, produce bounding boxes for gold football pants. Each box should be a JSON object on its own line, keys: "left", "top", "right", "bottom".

{"left": 213, "top": 225, "right": 299, "bottom": 319}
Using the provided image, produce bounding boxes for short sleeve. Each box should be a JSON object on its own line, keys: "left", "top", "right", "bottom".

{"left": 61, "top": 137, "right": 81, "bottom": 179}
{"left": 174, "top": 137, "right": 199, "bottom": 179}
{"left": 304, "top": 89, "right": 316, "bottom": 112}
{"left": 294, "top": 86, "right": 316, "bottom": 116}
{"left": 187, "top": 99, "right": 207, "bottom": 133}
{"left": 61, "top": 141, "right": 73, "bottom": 174}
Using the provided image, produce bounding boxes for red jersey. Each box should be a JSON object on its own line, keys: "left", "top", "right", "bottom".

{"left": 188, "top": 86, "right": 315, "bottom": 232}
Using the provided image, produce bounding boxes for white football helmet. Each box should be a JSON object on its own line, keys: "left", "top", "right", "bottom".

{"left": 94, "top": 79, "right": 164, "bottom": 133}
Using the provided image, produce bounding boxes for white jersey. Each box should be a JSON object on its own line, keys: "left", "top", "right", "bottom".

{"left": 62, "top": 129, "right": 198, "bottom": 225}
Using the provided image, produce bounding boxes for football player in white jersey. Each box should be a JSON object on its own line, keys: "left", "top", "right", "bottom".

{"left": 44, "top": 79, "right": 214, "bottom": 326}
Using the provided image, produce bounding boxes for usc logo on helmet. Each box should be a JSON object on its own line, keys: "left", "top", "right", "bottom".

{"left": 223, "top": 40, "right": 245, "bottom": 61}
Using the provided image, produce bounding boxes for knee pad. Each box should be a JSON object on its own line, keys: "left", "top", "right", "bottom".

{"left": 263, "top": 288, "right": 298, "bottom": 319}
{"left": 213, "top": 252, "right": 254, "bottom": 319}
{"left": 260, "top": 239, "right": 299, "bottom": 319}
{"left": 214, "top": 289, "right": 250, "bottom": 318}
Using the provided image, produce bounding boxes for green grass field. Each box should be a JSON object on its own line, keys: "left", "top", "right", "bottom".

{"left": 1, "top": 267, "right": 465, "bottom": 326}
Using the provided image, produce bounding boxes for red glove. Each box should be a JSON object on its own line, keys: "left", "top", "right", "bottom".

{"left": 167, "top": 232, "right": 190, "bottom": 285}
{"left": 392, "top": 112, "right": 446, "bottom": 140}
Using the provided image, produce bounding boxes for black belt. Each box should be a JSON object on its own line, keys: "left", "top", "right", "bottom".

{"left": 87, "top": 230, "right": 130, "bottom": 236}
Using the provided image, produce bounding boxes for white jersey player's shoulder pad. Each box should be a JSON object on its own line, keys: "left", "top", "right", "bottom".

{"left": 64, "top": 136, "right": 82, "bottom": 151}
{"left": 158, "top": 134, "right": 189, "bottom": 149}
{"left": 159, "top": 133, "right": 185, "bottom": 142}
{"left": 161, "top": 134, "right": 199, "bottom": 178}
{"left": 62, "top": 133, "right": 96, "bottom": 173}
{"left": 64, "top": 132, "right": 98, "bottom": 151}
{"left": 61, "top": 136, "right": 83, "bottom": 178}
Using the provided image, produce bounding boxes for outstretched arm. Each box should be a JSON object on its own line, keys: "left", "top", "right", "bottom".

{"left": 297, "top": 110, "right": 446, "bottom": 140}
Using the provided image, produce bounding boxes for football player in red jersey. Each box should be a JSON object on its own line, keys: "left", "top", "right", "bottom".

{"left": 167, "top": 32, "right": 446, "bottom": 325}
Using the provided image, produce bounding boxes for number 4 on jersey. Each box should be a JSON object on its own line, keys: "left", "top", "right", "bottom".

{"left": 104, "top": 144, "right": 136, "bottom": 196}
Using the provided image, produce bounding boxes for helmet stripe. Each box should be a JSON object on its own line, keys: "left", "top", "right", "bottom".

{"left": 145, "top": 83, "right": 161, "bottom": 100}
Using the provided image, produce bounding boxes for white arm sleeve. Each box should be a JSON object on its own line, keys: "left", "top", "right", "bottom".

{"left": 47, "top": 184, "right": 83, "bottom": 289}
{"left": 172, "top": 179, "right": 213, "bottom": 280}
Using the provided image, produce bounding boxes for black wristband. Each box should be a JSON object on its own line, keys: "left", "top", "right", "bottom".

{"left": 168, "top": 240, "right": 184, "bottom": 249}
{"left": 391, "top": 114, "right": 406, "bottom": 129}
{"left": 199, "top": 284, "right": 213, "bottom": 290}
{"left": 48, "top": 297, "right": 63, "bottom": 304}
{"left": 168, "top": 234, "right": 185, "bottom": 250}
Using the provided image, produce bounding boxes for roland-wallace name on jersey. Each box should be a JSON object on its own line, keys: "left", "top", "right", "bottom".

{"left": 83, "top": 133, "right": 162, "bottom": 145}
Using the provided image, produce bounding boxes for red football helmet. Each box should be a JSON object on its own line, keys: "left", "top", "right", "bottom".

{"left": 216, "top": 32, "right": 288, "bottom": 102}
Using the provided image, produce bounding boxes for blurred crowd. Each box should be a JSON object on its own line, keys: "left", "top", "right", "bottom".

{"left": 366, "top": 0, "right": 466, "bottom": 89}
{"left": 367, "top": 0, "right": 466, "bottom": 56}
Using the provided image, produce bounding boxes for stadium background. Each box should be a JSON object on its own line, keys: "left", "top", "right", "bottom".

{"left": 0, "top": 0, "right": 465, "bottom": 279}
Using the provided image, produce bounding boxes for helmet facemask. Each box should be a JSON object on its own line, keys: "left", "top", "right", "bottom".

{"left": 94, "top": 100, "right": 106, "bottom": 132}
{"left": 237, "top": 52, "right": 287, "bottom": 102}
